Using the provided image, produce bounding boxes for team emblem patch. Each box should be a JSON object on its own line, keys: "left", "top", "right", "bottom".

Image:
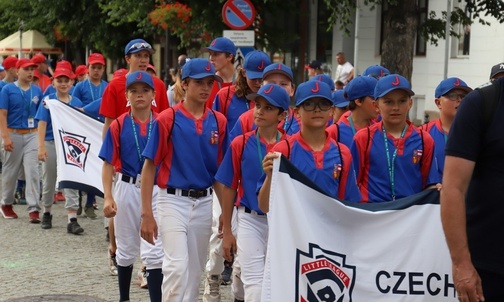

{"left": 333, "top": 164, "right": 342, "bottom": 179}
{"left": 412, "top": 149, "right": 423, "bottom": 164}
{"left": 296, "top": 243, "right": 355, "bottom": 302}
{"left": 58, "top": 130, "right": 91, "bottom": 171}
{"left": 210, "top": 130, "right": 219, "bottom": 145}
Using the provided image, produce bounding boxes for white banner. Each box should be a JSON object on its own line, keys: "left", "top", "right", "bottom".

{"left": 263, "top": 156, "right": 457, "bottom": 302}
{"left": 45, "top": 99, "right": 104, "bottom": 197}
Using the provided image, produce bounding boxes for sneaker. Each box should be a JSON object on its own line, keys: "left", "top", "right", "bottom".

{"left": 84, "top": 206, "right": 97, "bottom": 220}
{"left": 20, "top": 188, "right": 26, "bottom": 205}
{"left": 67, "top": 218, "right": 84, "bottom": 235}
{"left": 29, "top": 211, "right": 40, "bottom": 223}
{"left": 221, "top": 260, "right": 233, "bottom": 285}
{"left": 202, "top": 274, "right": 221, "bottom": 302}
{"left": 137, "top": 267, "right": 148, "bottom": 289}
{"left": 0, "top": 205, "right": 18, "bottom": 219}
{"left": 93, "top": 200, "right": 98, "bottom": 210}
{"left": 109, "top": 250, "right": 118, "bottom": 276}
{"left": 41, "top": 212, "right": 52, "bottom": 229}
{"left": 56, "top": 192, "right": 65, "bottom": 201}
{"left": 14, "top": 189, "right": 21, "bottom": 204}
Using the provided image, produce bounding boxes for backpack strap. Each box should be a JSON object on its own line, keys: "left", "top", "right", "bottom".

{"left": 285, "top": 138, "right": 291, "bottom": 160}
{"left": 419, "top": 128, "right": 425, "bottom": 167}
{"left": 336, "top": 142, "right": 343, "bottom": 184}
{"left": 222, "top": 86, "right": 232, "bottom": 118}
{"left": 166, "top": 107, "right": 176, "bottom": 144}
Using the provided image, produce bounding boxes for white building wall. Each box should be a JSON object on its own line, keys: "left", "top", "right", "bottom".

{"left": 332, "top": 0, "right": 504, "bottom": 118}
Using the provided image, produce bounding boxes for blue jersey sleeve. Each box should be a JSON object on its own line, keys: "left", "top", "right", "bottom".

{"left": 35, "top": 100, "right": 50, "bottom": 122}
{"left": 0, "top": 84, "right": 9, "bottom": 109}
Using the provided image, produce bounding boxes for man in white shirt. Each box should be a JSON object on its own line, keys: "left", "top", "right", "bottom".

{"left": 334, "top": 52, "right": 354, "bottom": 85}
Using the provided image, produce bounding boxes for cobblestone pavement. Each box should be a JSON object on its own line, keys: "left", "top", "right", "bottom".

{"left": 0, "top": 196, "right": 235, "bottom": 302}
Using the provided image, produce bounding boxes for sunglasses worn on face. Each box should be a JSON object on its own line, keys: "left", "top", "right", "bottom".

{"left": 444, "top": 92, "right": 466, "bottom": 101}
{"left": 128, "top": 42, "right": 153, "bottom": 52}
{"left": 301, "top": 100, "right": 333, "bottom": 111}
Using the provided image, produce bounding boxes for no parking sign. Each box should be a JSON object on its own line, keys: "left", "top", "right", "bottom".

{"left": 222, "top": 0, "right": 256, "bottom": 30}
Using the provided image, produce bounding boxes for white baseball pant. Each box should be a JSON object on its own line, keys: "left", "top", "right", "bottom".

{"left": 157, "top": 188, "right": 213, "bottom": 302}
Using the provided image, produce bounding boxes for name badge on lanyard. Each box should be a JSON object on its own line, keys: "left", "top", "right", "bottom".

{"left": 28, "top": 117, "right": 34, "bottom": 128}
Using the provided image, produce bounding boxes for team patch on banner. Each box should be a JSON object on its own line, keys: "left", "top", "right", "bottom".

{"left": 262, "top": 155, "right": 457, "bottom": 302}
{"left": 45, "top": 99, "right": 104, "bottom": 197}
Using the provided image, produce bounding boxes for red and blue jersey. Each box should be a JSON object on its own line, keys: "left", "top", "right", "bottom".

{"left": 73, "top": 79, "right": 108, "bottom": 106}
{"left": 268, "top": 131, "right": 361, "bottom": 202}
{"left": 205, "top": 81, "right": 232, "bottom": 108}
{"left": 100, "top": 75, "right": 169, "bottom": 119}
{"left": 337, "top": 113, "right": 375, "bottom": 149}
{"left": 216, "top": 129, "right": 288, "bottom": 214}
{"left": 142, "top": 102, "right": 227, "bottom": 189}
{"left": 0, "top": 82, "right": 42, "bottom": 128}
{"left": 99, "top": 110, "right": 158, "bottom": 177}
{"left": 326, "top": 123, "right": 340, "bottom": 142}
{"left": 35, "top": 94, "right": 83, "bottom": 141}
{"left": 351, "top": 121, "right": 441, "bottom": 203}
{"left": 213, "top": 85, "right": 253, "bottom": 136}
{"left": 420, "top": 119, "right": 447, "bottom": 175}
{"left": 43, "top": 85, "right": 75, "bottom": 98}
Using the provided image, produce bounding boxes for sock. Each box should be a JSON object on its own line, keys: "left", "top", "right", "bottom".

{"left": 117, "top": 264, "right": 133, "bottom": 302}
{"left": 68, "top": 213, "right": 77, "bottom": 223}
{"left": 85, "top": 193, "right": 95, "bottom": 207}
{"left": 44, "top": 207, "right": 52, "bottom": 214}
{"left": 146, "top": 268, "right": 163, "bottom": 302}
{"left": 17, "top": 180, "right": 26, "bottom": 190}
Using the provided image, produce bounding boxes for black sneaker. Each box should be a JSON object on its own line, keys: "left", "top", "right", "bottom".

{"left": 67, "top": 218, "right": 84, "bottom": 235}
{"left": 222, "top": 260, "right": 233, "bottom": 285}
{"left": 41, "top": 212, "right": 52, "bottom": 229}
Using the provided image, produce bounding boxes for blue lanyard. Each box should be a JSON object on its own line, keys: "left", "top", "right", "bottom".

{"left": 256, "top": 130, "right": 280, "bottom": 172}
{"left": 382, "top": 123, "right": 408, "bottom": 200}
{"left": 16, "top": 82, "right": 33, "bottom": 116}
{"left": 130, "top": 111, "right": 152, "bottom": 165}
{"left": 87, "top": 79, "right": 102, "bottom": 101}
{"left": 348, "top": 114, "right": 357, "bottom": 135}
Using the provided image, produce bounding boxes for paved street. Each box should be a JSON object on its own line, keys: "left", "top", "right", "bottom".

{"left": 0, "top": 195, "right": 235, "bottom": 301}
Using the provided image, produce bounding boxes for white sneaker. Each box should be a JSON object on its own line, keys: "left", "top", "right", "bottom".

{"left": 109, "top": 250, "right": 118, "bottom": 276}
{"left": 137, "top": 267, "right": 148, "bottom": 289}
{"left": 202, "top": 274, "right": 221, "bottom": 302}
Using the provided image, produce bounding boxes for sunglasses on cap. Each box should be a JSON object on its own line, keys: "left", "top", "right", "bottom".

{"left": 128, "top": 42, "right": 153, "bottom": 52}
{"left": 367, "top": 72, "right": 389, "bottom": 80}
{"left": 300, "top": 100, "right": 333, "bottom": 112}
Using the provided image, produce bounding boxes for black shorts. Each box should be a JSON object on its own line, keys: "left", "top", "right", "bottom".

{"left": 477, "top": 268, "right": 504, "bottom": 300}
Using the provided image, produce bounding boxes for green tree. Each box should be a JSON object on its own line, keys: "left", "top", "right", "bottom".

{"left": 324, "top": 0, "right": 504, "bottom": 80}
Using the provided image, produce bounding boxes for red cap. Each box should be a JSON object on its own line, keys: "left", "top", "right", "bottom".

{"left": 147, "top": 64, "right": 157, "bottom": 75}
{"left": 3, "top": 56, "right": 19, "bottom": 70}
{"left": 16, "top": 58, "right": 38, "bottom": 69}
{"left": 33, "top": 69, "right": 41, "bottom": 79}
{"left": 88, "top": 53, "right": 105, "bottom": 65}
{"left": 53, "top": 68, "right": 74, "bottom": 79}
{"left": 56, "top": 60, "right": 72, "bottom": 71}
{"left": 113, "top": 68, "right": 128, "bottom": 79}
{"left": 32, "top": 54, "right": 47, "bottom": 64}
{"left": 75, "top": 65, "right": 88, "bottom": 77}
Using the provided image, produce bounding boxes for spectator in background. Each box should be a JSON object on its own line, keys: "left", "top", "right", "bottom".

{"left": 32, "top": 53, "right": 52, "bottom": 92}
{"left": 334, "top": 52, "right": 354, "bottom": 85}
{"left": 490, "top": 62, "right": 504, "bottom": 82}
{"left": 74, "top": 65, "right": 88, "bottom": 83}
{"left": 305, "top": 60, "right": 323, "bottom": 78}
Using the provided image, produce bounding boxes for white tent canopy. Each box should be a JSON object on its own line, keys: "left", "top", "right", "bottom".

{"left": 0, "top": 30, "right": 62, "bottom": 55}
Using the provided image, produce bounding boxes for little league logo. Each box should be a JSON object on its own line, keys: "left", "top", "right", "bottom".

{"left": 412, "top": 149, "right": 423, "bottom": 164}
{"left": 58, "top": 130, "right": 90, "bottom": 171}
{"left": 296, "top": 243, "right": 356, "bottom": 302}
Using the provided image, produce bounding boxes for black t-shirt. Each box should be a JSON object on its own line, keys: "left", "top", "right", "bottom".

{"left": 445, "top": 77, "right": 504, "bottom": 274}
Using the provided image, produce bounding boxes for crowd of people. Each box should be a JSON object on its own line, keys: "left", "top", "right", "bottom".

{"left": 1, "top": 36, "right": 503, "bottom": 302}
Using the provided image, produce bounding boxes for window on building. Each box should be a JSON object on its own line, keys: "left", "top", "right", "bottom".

{"left": 380, "top": 0, "right": 428, "bottom": 56}
{"left": 450, "top": 1, "right": 471, "bottom": 57}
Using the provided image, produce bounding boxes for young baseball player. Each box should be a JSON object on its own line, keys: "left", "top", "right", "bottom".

{"left": 335, "top": 76, "right": 378, "bottom": 148}
{"left": 202, "top": 37, "right": 236, "bottom": 109}
{"left": 74, "top": 65, "right": 88, "bottom": 83}
{"left": 100, "top": 71, "right": 163, "bottom": 302}
{"left": 259, "top": 81, "right": 362, "bottom": 214}
{"left": 0, "top": 58, "right": 42, "bottom": 221}
{"left": 217, "top": 84, "right": 289, "bottom": 302}
{"left": 361, "top": 65, "right": 390, "bottom": 79}
{"left": 35, "top": 67, "right": 84, "bottom": 232}
{"left": 421, "top": 77, "right": 472, "bottom": 174}
{"left": 351, "top": 74, "right": 441, "bottom": 202}
{"left": 140, "top": 58, "right": 227, "bottom": 301}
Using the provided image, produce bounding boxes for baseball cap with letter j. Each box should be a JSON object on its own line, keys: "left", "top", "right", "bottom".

{"left": 246, "top": 84, "right": 290, "bottom": 111}
{"left": 181, "top": 58, "right": 222, "bottom": 82}
{"left": 126, "top": 71, "right": 154, "bottom": 90}
{"left": 374, "top": 74, "right": 415, "bottom": 99}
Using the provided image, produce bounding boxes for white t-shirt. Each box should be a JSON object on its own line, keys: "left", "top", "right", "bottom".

{"left": 334, "top": 61, "right": 354, "bottom": 83}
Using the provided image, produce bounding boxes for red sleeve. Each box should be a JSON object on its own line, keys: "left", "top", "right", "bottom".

{"left": 154, "top": 77, "right": 169, "bottom": 112}
{"left": 228, "top": 134, "right": 247, "bottom": 189}
{"left": 205, "top": 81, "right": 220, "bottom": 108}
{"left": 271, "top": 139, "right": 292, "bottom": 158}
{"left": 337, "top": 142, "right": 353, "bottom": 200}
{"left": 152, "top": 109, "right": 175, "bottom": 166}
{"left": 352, "top": 127, "right": 372, "bottom": 201}
{"left": 108, "top": 118, "right": 122, "bottom": 171}
{"left": 327, "top": 124, "right": 339, "bottom": 141}
{"left": 419, "top": 129, "right": 436, "bottom": 188}
{"left": 215, "top": 111, "right": 228, "bottom": 165}
{"left": 100, "top": 80, "right": 118, "bottom": 118}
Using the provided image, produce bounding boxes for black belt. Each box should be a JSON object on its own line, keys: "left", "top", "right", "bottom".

{"left": 121, "top": 174, "right": 137, "bottom": 184}
{"left": 167, "top": 187, "right": 213, "bottom": 198}
{"left": 244, "top": 206, "right": 265, "bottom": 216}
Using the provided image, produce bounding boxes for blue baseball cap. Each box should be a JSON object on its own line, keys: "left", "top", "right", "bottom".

{"left": 181, "top": 58, "right": 223, "bottom": 82}
{"left": 246, "top": 84, "right": 290, "bottom": 111}
{"left": 126, "top": 71, "right": 154, "bottom": 89}
{"left": 202, "top": 37, "right": 236, "bottom": 56}
{"left": 262, "top": 63, "right": 294, "bottom": 82}
{"left": 295, "top": 81, "right": 332, "bottom": 107}
{"left": 344, "top": 76, "right": 378, "bottom": 101}
{"left": 310, "top": 74, "right": 335, "bottom": 91}
{"left": 0, "top": 66, "right": 4, "bottom": 72}
{"left": 374, "top": 74, "right": 415, "bottom": 99}
{"left": 362, "top": 65, "right": 390, "bottom": 79}
{"left": 332, "top": 90, "right": 349, "bottom": 108}
{"left": 434, "top": 77, "right": 472, "bottom": 98}
{"left": 243, "top": 50, "right": 271, "bottom": 80}
{"left": 125, "top": 39, "right": 154, "bottom": 55}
